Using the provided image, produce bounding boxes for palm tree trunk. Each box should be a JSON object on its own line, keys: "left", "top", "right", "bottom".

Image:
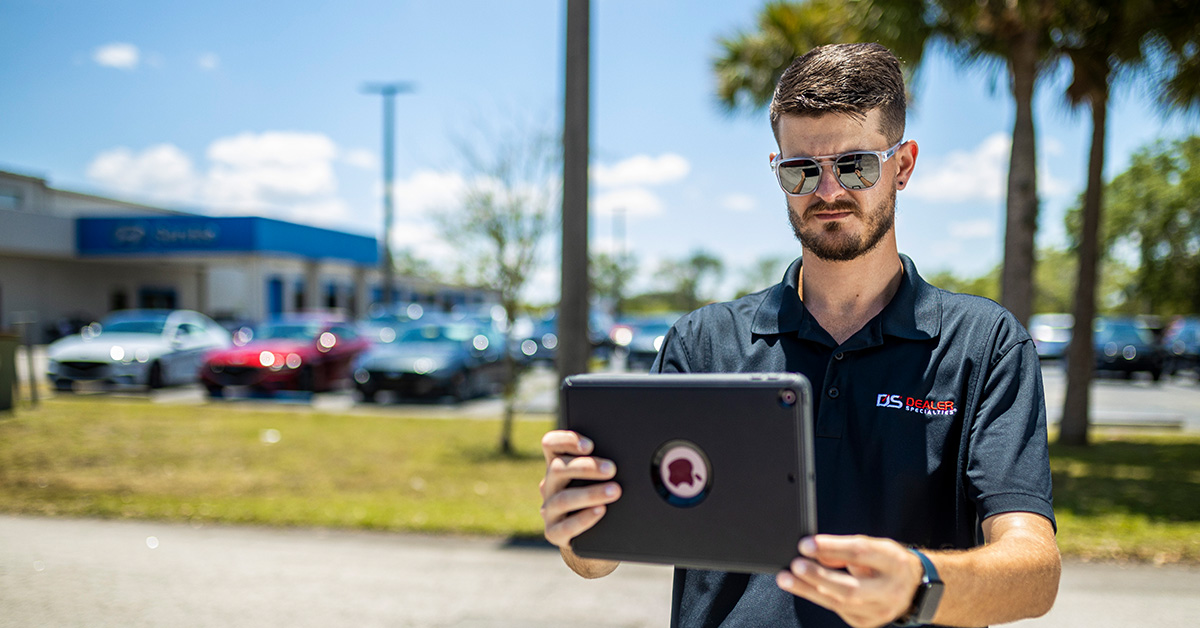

{"left": 1001, "top": 29, "right": 1040, "bottom": 328}
{"left": 1060, "top": 93, "right": 1108, "bottom": 447}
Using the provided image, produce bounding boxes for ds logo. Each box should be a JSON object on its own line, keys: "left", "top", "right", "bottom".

{"left": 876, "top": 394, "right": 904, "bottom": 409}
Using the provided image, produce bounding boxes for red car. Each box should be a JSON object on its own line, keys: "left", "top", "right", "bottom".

{"left": 201, "top": 315, "right": 369, "bottom": 396}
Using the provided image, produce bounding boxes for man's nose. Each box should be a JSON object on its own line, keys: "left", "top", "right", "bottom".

{"left": 812, "top": 163, "right": 847, "bottom": 203}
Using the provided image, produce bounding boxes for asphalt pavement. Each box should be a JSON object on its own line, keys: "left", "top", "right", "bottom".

{"left": 3, "top": 515, "right": 1199, "bottom": 628}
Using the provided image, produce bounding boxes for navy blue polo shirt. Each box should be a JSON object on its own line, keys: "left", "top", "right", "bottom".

{"left": 651, "top": 254, "right": 1055, "bottom": 628}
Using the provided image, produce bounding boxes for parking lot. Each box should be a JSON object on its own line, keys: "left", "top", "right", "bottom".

{"left": 11, "top": 346, "right": 1200, "bottom": 430}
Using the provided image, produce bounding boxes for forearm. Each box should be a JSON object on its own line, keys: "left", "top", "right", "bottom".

{"left": 560, "top": 546, "right": 620, "bottom": 579}
{"left": 928, "top": 514, "right": 1060, "bottom": 626}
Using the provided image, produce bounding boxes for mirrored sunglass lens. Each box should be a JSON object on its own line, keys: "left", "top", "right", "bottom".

{"left": 834, "top": 153, "right": 881, "bottom": 190}
{"left": 779, "top": 160, "right": 820, "bottom": 195}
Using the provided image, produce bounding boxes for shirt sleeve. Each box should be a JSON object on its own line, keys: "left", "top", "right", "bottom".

{"left": 651, "top": 323, "right": 694, "bottom": 374}
{"left": 965, "top": 328, "right": 1057, "bottom": 531}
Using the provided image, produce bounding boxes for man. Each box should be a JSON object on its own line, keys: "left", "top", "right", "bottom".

{"left": 540, "top": 43, "right": 1060, "bottom": 628}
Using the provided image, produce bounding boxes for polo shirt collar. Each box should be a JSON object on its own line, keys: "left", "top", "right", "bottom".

{"left": 750, "top": 253, "right": 941, "bottom": 341}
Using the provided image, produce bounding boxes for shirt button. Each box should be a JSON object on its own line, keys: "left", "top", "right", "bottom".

{"left": 828, "top": 387, "right": 840, "bottom": 399}
{"left": 834, "top": 352, "right": 845, "bottom": 360}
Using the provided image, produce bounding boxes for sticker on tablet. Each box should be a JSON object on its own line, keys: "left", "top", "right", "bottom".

{"left": 652, "top": 440, "right": 712, "bottom": 507}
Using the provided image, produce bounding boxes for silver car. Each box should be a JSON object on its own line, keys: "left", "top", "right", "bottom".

{"left": 46, "top": 309, "right": 232, "bottom": 390}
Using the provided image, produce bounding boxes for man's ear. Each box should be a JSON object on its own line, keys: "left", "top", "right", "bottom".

{"left": 896, "top": 141, "right": 918, "bottom": 190}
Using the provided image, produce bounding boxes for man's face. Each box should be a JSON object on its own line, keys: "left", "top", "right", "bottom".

{"left": 774, "top": 110, "right": 912, "bottom": 262}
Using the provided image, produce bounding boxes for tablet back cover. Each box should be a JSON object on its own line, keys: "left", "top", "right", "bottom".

{"left": 562, "top": 373, "right": 816, "bottom": 574}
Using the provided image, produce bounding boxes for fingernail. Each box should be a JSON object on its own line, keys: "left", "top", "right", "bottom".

{"left": 579, "top": 437, "right": 593, "bottom": 452}
{"left": 777, "top": 572, "right": 795, "bottom": 588}
{"left": 799, "top": 537, "right": 816, "bottom": 556}
{"left": 600, "top": 460, "right": 614, "bottom": 474}
{"left": 604, "top": 484, "right": 617, "bottom": 496}
{"left": 592, "top": 506, "right": 604, "bottom": 515}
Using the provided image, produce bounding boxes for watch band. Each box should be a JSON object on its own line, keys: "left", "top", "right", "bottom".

{"left": 894, "top": 548, "right": 944, "bottom": 627}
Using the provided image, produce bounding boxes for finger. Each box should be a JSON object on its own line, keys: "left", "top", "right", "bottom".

{"left": 777, "top": 569, "right": 843, "bottom": 613}
{"left": 799, "top": 535, "right": 901, "bottom": 572}
{"left": 545, "top": 504, "right": 607, "bottom": 548}
{"left": 541, "top": 482, "right": 621, "bottom": 524}
{"left": 542, "top": 455, "right": 617, "bottom": 498}
{"left": 541, "top": 430, "right": 593, "bottom": 464}
{"left": 787, "top": 557, "right": 862, "bottom": 601}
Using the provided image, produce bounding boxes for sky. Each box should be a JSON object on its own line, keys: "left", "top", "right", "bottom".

{"left": 2, "top": 0, "right": 1196, "bottom": 305}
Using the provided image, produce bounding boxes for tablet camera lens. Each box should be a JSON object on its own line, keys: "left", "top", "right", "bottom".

{"left": 779, "top": 389, "right": 797, "bottom": 407}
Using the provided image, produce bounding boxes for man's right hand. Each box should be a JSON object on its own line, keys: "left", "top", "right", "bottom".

{"left": 539, "top": 430, "right": 621, "bottom": 577}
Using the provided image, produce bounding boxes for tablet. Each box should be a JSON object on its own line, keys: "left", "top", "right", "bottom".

{"left": 561, "top": 373, "right": 817, "bottom": 574}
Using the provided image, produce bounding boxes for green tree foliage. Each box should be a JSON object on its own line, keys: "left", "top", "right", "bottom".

{"left": 590, "top": 250, "right": 638, "bottom": 318}
{"left": 1066, "top": 136, "right": 1200, "bottom": 316}
{"left": 625, "top": 250, "right": 725, "bottom": 314}
{"left": 735, "top": 254, "right": 791, "bottom": 299}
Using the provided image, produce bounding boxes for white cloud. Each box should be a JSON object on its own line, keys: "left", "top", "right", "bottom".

{"left": 906, "top": 133, "right": 1009, "bottom": 202}
{"left": 948, "top": 219, "right": 997, "bottom": 239}
{"left": 906, "top": 132, "right": 1073, "bottom": 203}
{"left": 93, "top": 43, "right": 139, "bottom": 70}
{"left": 340, "top": 148, "right": 378, "bottom": 171}
{"left": 198, "top": 52, "right": 220, "bottom": 71}
{"left": 85, "top": 144, "right": 198, "bottom": 202}
{"left": 87, "top": 131, "right": 357, "bottom": 224}
{"left": 391, "top": 169, "right": 468, "bottom": 213}
{"left": 593, "top": 187, "right": 664, "bottom": 218}
{"left": 721, "top": 194, "right": 756, "bottom": 213}
{"left": 204, "top": 131, "right": 339, "bottom": 206}
{"left": 592, "top": 153, "right": 690, "bottom": 188}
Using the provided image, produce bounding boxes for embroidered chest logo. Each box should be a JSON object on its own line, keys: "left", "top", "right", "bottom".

{"left": 876, "top": 394, "right": 957, "bottom": 416}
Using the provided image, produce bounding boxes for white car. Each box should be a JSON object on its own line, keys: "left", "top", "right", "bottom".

{"left": 47, "top": 309, "right": 232, "bottom": 390}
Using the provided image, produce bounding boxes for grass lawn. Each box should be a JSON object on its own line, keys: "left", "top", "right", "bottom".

{"left": 0, "top": 396, "right": 553, "bottom": 537}
{"left": 2, "top": 397, "right": 1198, "bottom": 563}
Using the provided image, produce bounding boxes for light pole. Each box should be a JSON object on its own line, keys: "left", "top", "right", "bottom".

{"left": 362, "top": 81, "right": 415, "bottom": 307}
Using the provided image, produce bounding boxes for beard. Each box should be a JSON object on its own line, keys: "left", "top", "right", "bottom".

{"left": 788, "top": 187, "right": 896, "bottom": 262}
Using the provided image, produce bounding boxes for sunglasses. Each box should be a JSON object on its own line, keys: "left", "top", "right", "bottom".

{"left": 771, "top": 141, "right": 904, "bottom": 196}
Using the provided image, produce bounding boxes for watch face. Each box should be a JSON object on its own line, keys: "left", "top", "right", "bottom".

{"left": 916, "top": 580, "right": 945, "bottom": 623}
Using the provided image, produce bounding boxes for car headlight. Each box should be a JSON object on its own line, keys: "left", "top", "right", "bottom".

{"left": 413, "top": 357, "right": 437, "bottom": 375}
{"left": 110, "top": 345, "right": 125, "bottom": 361}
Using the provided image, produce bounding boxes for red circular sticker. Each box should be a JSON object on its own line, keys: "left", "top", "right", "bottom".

{"left": 652, "top": 440, "right": 712, "bottom": 507}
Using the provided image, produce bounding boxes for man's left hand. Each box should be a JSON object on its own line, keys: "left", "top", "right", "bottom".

{"left": 776, "top": 534, "right": 923, "bottom": 628}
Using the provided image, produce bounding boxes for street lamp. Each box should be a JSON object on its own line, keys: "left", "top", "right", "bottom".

{"left": 362, "top": 81, "right": 415, "bottom": 307}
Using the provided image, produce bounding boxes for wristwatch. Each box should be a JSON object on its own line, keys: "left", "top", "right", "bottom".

{"left": 894, "top": 548, "right": 944, "bottom": 627}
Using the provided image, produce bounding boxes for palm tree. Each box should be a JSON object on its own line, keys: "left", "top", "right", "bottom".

{"left": 714, "top": 0, "right": 1057, "bottom": 326}
{"left": 1057, "top": 0, "right": 1200, "bottom": 447}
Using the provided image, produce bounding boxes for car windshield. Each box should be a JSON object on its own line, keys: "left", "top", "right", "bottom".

{"left": 1096, "top": 323, "right": 1152, "bottom": 345}
{"left": 256, "top": 322, "right": 322, "bottom": 341}
{"left": 100, "top": 315, "right": 168, "bottom": 335}
{"left": 400, "top": 324, "right": 475, "bottom": 343}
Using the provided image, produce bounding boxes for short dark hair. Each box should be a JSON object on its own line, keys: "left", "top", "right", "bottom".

{"left": 769, "top": 42, "right": 906, "bottom": 145}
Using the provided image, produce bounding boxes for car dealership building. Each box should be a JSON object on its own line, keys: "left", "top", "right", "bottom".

{"left": 0, "top": 168, "right": 492, "bottom": 342}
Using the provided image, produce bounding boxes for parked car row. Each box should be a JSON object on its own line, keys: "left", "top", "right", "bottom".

{"left": 1027, "top": 313, "right": 1200, "bottom": 382}
{"left": 43, "top": 306, "right": 673, "bottom": 402}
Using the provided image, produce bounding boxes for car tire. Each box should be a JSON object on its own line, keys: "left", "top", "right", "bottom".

{"left": 1150, "top": 367, "right": 1163, "bottom": 382}
{"left": 54, "top": 379, "right": 74, "bottom": 393}
{"left": 205, "top": 383, "right": 224, "bottom": 398}
{"left": 297, "top": 366, "right": 315, "bottom": 392}
{"left": 451, "top": 372, "right": 472, "bottom": 402}
{"left": 358, "top": 385, "right": 377, "bottom": 403}
{"left": 148, "top": 361, "right": 165, "bottom": 389}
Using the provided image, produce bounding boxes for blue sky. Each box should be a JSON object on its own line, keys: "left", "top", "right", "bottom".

{"left": 2, "top": 0, "right": 1196, "bottom": 304}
